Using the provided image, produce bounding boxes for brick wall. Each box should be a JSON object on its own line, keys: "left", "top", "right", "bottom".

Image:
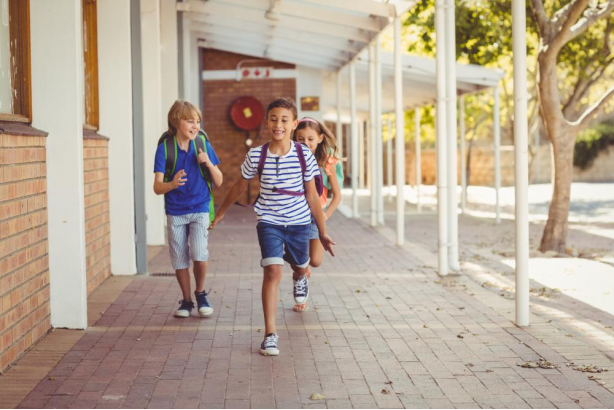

{"left": 0, "top": 131, "right": 50, "bottom": 373}
{"left": 83, "top": 136, "right": 111, "bottom": 295}
{"left": 201, "top": 49, "right": 296, "bottom": 204}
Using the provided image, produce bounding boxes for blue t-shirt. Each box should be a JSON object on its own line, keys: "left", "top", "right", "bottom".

{"left": 154, "top": 138, "right": 220, "bottom": 216}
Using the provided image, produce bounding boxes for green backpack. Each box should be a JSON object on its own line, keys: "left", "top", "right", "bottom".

{"left": 157, "top": 130, "right": 215, "bottom": 223}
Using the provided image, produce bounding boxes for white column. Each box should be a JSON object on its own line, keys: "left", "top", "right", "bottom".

{"left": 160, "top": 0, "right": 179, "bottom": 123}
{"left": 387, "top": 116, "right": 393, "bottom": 202}
{"left": 512, "top": 0, "right": 530, "bottom": 327}
{"left": 336, "top": 70, "right": 343, "bottom": 160}
{"left": 494, "top": 84, "right": 502, "bottom": 224}
{"left": 445, "top": 0, "right": 460, "bottom": 272}
{"left": 460, "top": 94, "right": 467, "bottom": 213}
{"left": 359, "top": 120, "right": 366, "bottom": 189}
{"left": 369, "top": 44, "right": 377, "bottom": 226}
{"left": 350, "top": 63, "right": 359, "bottom": 218}
{"left": 141, "top": 0, "right": 165, "bottom": 246}
{"left": 98, "top": 0, "right": 137, "bottom": 276}
{"left": 181, "top": 17, "right": 192, "bottom": 100}
{"left": 435, "top": 0, "right": 448, "bottom": 276}
{"left": 31, "top": 0, "right": 87, "bottom": 328}
{"left": 375, "top": 38, "right": 385, "bottom": 225}
{"left": 415, "top": 108, "right": 422, "bottom": 213}
{"left": 394, "top": 16, "right": 405, "bottom": 246}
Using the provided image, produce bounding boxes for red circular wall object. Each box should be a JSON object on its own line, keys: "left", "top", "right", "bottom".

{"left": 229, "top": 96, "right": 264, "bottom": 131}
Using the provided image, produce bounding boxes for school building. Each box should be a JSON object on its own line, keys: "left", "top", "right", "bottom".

{"left": 0, "top": 0, "right": 533, "bottom": 374}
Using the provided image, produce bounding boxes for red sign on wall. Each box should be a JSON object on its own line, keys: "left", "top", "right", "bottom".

{"left": 239, "top": 67, "right": 274, "bottom": 80}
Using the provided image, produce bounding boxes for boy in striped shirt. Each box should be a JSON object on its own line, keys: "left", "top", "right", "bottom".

{"left": 210, "top": 97, "right": 335, "bottom": 356}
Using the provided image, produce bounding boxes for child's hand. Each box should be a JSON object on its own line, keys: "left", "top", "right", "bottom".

{"left": 319, "top": 233, "right": 336, "bottom": 256}
{"left": 208, "top": 213, "right": 224, "bottom": 230}
{"left": 197, "top": 148, "right": 210, "bottom": 166}
{"left": 171, "top": 169, "right": 187, "bottom": 189}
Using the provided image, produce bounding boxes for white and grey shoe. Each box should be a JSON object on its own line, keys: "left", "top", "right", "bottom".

{"left": 194, "top": 290, "right": 213, "bottom": 317}
{"left": 293, "top": 275, "right": 309, "bottom": 304}
{"left": 175, "top": 300, "right": 194, "bottom": 318}
{"left": 260, "top": 333, "right": 279, "bottom": 356}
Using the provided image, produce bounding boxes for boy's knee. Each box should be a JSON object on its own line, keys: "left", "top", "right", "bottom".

{"left": 292, "top": 265, "right": 307, "bottom": 276}
{"left": 263, "top": 265, "right": 283, "bottom": 281}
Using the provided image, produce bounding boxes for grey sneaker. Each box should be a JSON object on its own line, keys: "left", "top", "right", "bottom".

{"left": 293, "top": 275, "right": 309, "bottom": 304}
{"left": 260, "top": 333, "right": 279, "bottom": 356}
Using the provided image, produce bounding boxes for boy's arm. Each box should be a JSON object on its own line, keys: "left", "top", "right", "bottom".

{"left": 324, "top": 171, "right": 342, "bottom": 220}
{"left": 206, "top": 162, "right": 223, "bottom": 187}
{"left": 208, "top": 175, "right": 249, "bottom": 229}
{"left": 305, "top": 179, "right": 336, "bottom": 256}
{"left": 153, "top": 170, "right": 186, "bottom": 195}
{"left": 197, "top": 147, "right": 223, "bottom": 187}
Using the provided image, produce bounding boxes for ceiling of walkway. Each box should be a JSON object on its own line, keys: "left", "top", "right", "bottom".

{"left": 177, "top": 0, "right": 415, "bottom": 71}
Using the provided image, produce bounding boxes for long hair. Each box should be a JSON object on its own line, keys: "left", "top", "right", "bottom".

{"left": 293, "top": 117, "right": 338, "bottom": 168}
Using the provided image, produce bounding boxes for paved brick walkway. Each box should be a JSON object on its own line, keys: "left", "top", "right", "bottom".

{"left": 13, "top": 207, "right": 614, "bottom": 408}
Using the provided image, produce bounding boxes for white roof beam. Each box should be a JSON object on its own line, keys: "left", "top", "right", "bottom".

{"left": 198, "top": 39, "right": 340, "bottom": 71}
{"left": 189, "top": 17, "right": 364, "bottom": 54}
{"left": 193, "top": 26, "right": 352, "bottom": 64}
{"left": 292, "top": 0, "right": 397, "bottom": 17}
{"left": 180, "top": 0, "right": 374, "bottom": 43}
{"left": 196, "top": 0, "right": 386, "bottom": 32}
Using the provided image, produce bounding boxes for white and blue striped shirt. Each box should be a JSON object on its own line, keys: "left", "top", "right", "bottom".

{"left": 241, "top": 142, "right": 320, "bottom": 225}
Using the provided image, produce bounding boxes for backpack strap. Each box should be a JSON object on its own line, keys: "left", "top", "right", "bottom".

{"left": 294, "top": 141, "right": 307, "bottom": 175}
{"left": 163, "top": 136, "right": 177, "bottom": 183}
{"left": 192, "top": 131, "right": 212, "bottom": 183}
{"left": 271, "top": 142, "right": 308, "bottom": 197}
{"left": 192, "top": 131, "right": 215, "bottom": 223}
{"left": 257, "top": 142, "right": 269, "bottom": 177}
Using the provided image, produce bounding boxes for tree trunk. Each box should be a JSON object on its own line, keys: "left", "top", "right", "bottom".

{"left": 539, "top": 131, "right": 576, "bottom": 253}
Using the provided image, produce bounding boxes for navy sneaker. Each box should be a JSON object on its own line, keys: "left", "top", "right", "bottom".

{"left": 260, "top": 333, "right": 279, "bottom": 356}
{"left": 293, "top": 275, "right": 309, "bottom": 304}
{"left": 175, "top": 300, "right": 194, "bottom": 318}
{"left": 194, "top": 290, "right": 213, "bottom": 317}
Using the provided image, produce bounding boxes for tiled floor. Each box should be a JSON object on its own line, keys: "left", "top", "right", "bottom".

{"left": 8, "top": 207, "right": 614, "bottom": 408}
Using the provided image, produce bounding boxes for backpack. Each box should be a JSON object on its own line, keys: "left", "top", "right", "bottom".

{"left": 241, "top": 141, "right": 322, "bottom": 206}
{"left": 157, "top": 130, "right": 215, "bottom": 223}
{"left": 259, "top": 141, "right": 323, "bottom": 195}
{"left": 321, "top": 157, "right": 344, "bottom": 198}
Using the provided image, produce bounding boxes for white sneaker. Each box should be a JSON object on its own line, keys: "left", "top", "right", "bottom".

{"left": 175, "top": 300, "right": 194, "bottom": 318}
{"left": 293, "top": 275, "right": 309, "bottom": 304}
{"left": 260, "top": 333, "right": 279, "bottom": 356}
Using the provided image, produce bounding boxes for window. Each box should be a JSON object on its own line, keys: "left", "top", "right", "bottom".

{"left": 82, "top": 0, "right": 98, "bottom": 130}
{"left": 0, "top": 0, "right": 32, "bottom": 122}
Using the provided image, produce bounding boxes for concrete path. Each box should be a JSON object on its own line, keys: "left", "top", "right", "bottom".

{"left": 8, "top": 207, "right": 614, "bottom": 409}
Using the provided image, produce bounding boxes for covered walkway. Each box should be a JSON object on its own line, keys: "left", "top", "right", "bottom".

{"left": 3, "top": 209, "right": 614, "bottom": 409}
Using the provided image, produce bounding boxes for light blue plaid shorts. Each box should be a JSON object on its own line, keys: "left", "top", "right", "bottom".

{"left": 166, "top": 212, "right": 210, "bottom": 270}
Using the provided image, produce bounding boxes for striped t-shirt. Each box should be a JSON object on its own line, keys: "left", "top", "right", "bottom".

{"left": 241, "top": 142, "right": 320, "bottom": 225}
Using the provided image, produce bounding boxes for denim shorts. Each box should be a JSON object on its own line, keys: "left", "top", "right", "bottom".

{"left": 309, "top": 218, "right": 319, "bottom": 240}
{"left": 166, "top": 213, "right": 209, "bottom": 270}
{"left": 256, "top": 222, "right": 310, "bottom": 268}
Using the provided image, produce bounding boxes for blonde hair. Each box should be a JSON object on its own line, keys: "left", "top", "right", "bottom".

{"left": 293, "top": 117, "right": 338, "bottom": 168}
{"left": 167, "top": 100, "right": 202, "bottom": 136}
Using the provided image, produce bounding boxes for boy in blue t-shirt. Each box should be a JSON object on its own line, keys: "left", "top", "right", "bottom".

{"left": 153, "top": 100, "right": 223, "bottom": 318}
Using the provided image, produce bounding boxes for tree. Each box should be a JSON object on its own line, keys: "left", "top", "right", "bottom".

{"left": 530, "top": 0, "right": 614, "bottom": 252}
